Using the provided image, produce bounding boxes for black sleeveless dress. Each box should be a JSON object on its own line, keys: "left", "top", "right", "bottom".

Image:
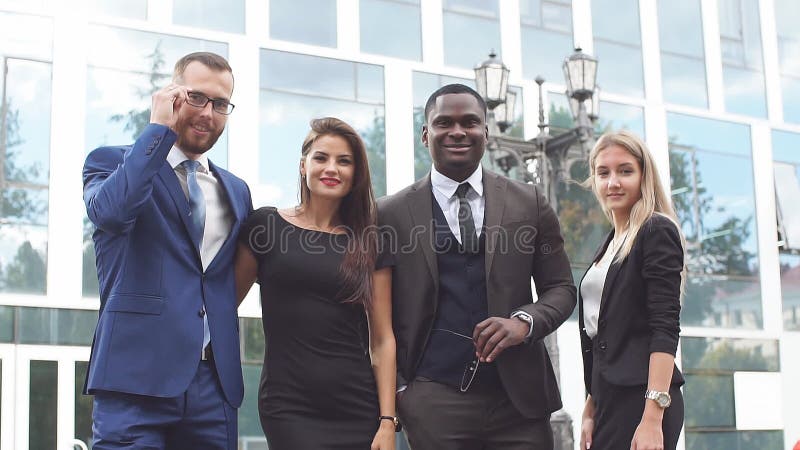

{"left": 239, "top": 207, "right": 378, "bottom": 449}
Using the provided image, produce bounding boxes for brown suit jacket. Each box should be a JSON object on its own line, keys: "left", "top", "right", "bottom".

{"left": 377, "top": 169, "right": 577, "bottom": 419}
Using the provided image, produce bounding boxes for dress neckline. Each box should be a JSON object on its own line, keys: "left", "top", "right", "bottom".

{"left": 274, "top": 209, "right": 349, "bottom": 236}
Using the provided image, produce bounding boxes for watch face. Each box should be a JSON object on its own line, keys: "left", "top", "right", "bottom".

{"left": 656, "top": 392, "right": 671, "bottom": 408}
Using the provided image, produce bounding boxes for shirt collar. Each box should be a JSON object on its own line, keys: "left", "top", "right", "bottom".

{"left": 167, "top": 146, "right": 210, "bottom": 174}
{"left": 430, "top": 164, "right": 484, "bottom": 199}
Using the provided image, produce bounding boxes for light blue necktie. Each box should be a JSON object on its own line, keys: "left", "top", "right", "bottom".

{"left": 180, "top": 159, "right": 210, "bottom": 351}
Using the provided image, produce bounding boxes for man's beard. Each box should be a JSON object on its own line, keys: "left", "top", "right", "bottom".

{"left": 174, "top": 118, "right": 223, "bottom": 155}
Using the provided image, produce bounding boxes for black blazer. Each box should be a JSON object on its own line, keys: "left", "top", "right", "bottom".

{"left": 377, "top": 170, "right": 577, "bottom": 419}
{"left": 578, "top": 214, "right": 685, "bottom": 395}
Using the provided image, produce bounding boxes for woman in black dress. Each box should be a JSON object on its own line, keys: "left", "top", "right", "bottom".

{"left": 578, "top": 130, "right": 685, "bottom": 450}
{"left": 234, "top": 117, "right": 396, "bottom": 449}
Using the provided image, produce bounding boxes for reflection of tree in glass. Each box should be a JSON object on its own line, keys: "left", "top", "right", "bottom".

{"left": 413, "top": 109, "right": 431, "bottom": 181}
{"left": 2, "top": 241, "right": 46, "bottom": 293}
{"left": 360, "top": 113, "right": 386, "bottom": 197}
{"left": 110, "top": 42, "right": 169, "bottom": 140}
{"left": 669, "top": 145, "right": 757, "bottom": 326}
{"left": 82, "top": 217, "right": 99, "bottom": 297}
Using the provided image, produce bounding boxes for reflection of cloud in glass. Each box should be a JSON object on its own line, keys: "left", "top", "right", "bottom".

{"left": 86, "top": 69, "right": 146, "bottom": 111}
{"left": 0, "top": 226, "right": 47, "bottom": 267}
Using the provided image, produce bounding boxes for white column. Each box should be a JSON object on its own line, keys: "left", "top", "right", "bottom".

{"left": 750, "top": 124, "right": 782, "bottom": 333}
{"left": 246, "top": 0, "right": 269, "bottom": 39}
{"left": 147, "top": 0, "right": 172, "bottom": 25}
{"left": 384, "top": 63, "right": 415, "bottom": 193}
{"left": 571, "top": 0, "right": 593, "bottom": 53}
{"left": 56, "top": 359, "right": 75, "bottom": 450}
{"left": 420, "top": 0, "right": 444, "bottom": 66}
{"left": 226, "top": 36, "right": 261, "bottom": 186}
{"left": 337, "top": 0, "right": 360, "bottom": 53}
{"left": 639, "top": 0, "right": 664, "bottom": 103}
{"left": 700, "top": 0, "right": 725, "bottom": 112}
{"left": 498, "top": 0, "right": 523, "bottom": 75}
{"left": 760, "top": 0, "right": 783, "bottom": 123}
{"left": 644, "top": 104, "right": 671, "bottom": 197}
{"left": 47, "top": 1, "right": 88, "bottom": 306}
{"left": 0, "top": 346, "right": 15, "bottom": 450}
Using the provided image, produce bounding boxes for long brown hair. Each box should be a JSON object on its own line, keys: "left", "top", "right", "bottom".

{"left": 299, "top": 117, "right": 377, "bottom": 307}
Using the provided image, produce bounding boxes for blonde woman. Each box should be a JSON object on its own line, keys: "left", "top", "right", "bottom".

{"left": 578, "top": 130, "right": 685, "bottom": 450}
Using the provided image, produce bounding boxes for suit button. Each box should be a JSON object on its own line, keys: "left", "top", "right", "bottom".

{"left": 198, "top": 309, "right": 205, "bottom": 317}
{"left": 599, "top": 341, "right": 607, "bottom": 351}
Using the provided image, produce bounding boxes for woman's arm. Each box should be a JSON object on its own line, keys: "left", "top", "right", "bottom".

{"left": 234, "top": 242, "right": 258, "bottom": 306}
{"left": 368, "top": 267, "right": 397, "bottom": 450}
{"left": 631, "top": 352, "right": 675, "bottom": 450}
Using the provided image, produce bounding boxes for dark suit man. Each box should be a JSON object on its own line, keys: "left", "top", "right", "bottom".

{"left": 377, "top": 84, "right": 576, "bottom": 449}
{"left": 83, "top": 52, "right": 252, "bottom": 449}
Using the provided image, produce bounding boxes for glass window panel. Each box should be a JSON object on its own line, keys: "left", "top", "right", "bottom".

{"left": 74, "top": 362, "right": 92, "bottom": 449}
{"left": 779, "top": 253, "right": 800, "bottom": 330}
{"left": 591, "top": 0, "right": 640, "bottom": 44}
{"left": 173, "top": 0, "right": 244, "bottom": 33}
{"left": 29, "top": 360, "right": 57, "bottom": 450}
{"left": 0, "top": 305, "right": 13, "bottom": 342}
{"left": 668, "top": 114, "right": 760, "bottom": 328}
{"left": 548, "top": 93, "right": 573, "bottom": 129}
{"left": 781, "top": 77, "right": 800, "bottom": 124}
{"left": 89, "top": 0, "right": 147, "bottom": 19}
{"left": 660, "top": 53, "right": 708, "bottom": 108}
{"left": 594, "top": 101, "right": 645, "bottom": 137}
{"left": 1, "top": 188, "right": 48, "bottom": 226}
{"left": 0, "top": 12, "right": 53, "bottom": 60}
{"left": 592, "top": 41, "right": 644, "bottom": 97}
{"left": 444, "top": 0, "right": 498, "bottom": 16}
{"left": 443, "top": 9, "right": 502, "bottom": 69}
{"left": 82, "top": 216, "right": 100, "bottom": 298}
{"left": 241, "top": 317, "right": 264, "bottom": 362}
{"left": 18, "top": 307, "right": 95, "bottom": 346}
{"left": 260, "top": 50, "right": 355, "bottom": 100}
{"left": 0, "top": 225, "right": 47, "bottom": 294}
{"left": 686, "top": 431, "right": 784, "bottom": 449}
{"left": 2, "top": 59, "right": 52, "bottom": 185}
{"left": 772, "top": 130, "right": 800, "bottom": 164}
{"left": 682, "top": 337, "right": 780, "bottom": 372}
{"left": 270, "top": 0, "right": 336, "bottom": 47}
{"left": 775, "top": 0, "right": 800, "bottom": 123}
{"left": 357, "top": 63, "right": 385, "bottom": 104}
{"left": 360, "top": 0, "right": 422, "bottom": 61}
{"left": 239, "top": 363, "right": 265, "bottom": 444}
{"left": 684, "top": 374, "right": 735, "bottom": 427}
{"left": 520, "top": 18, "right": 573, "bottom": 83}
{"left": 722, "top": 66, "right": 767, "bottom": 117}
{"left": 657, "top": 0, "right": 704, "bottom": 57}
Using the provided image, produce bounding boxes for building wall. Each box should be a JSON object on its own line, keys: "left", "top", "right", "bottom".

{"left": 0, "top": 0, "right": 799, "bottom": 449}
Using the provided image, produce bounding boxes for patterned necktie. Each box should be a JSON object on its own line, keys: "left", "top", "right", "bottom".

{"left": 455, "top": 183, "right": 478, "bottom": 253}
{"left": 180, "top": 160, "right": 206, "bottom": 250}
{"left": 180, "top": 159, "right": 210, "bottom": 352}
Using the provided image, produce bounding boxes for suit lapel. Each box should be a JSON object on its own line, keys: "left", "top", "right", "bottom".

{"left": 483, "top": 170, "right": 507, "bottom": 279}
{"left": 405, "top": 175, "right": 438, "bottom": 291}
{"left": 205, "top": 161, "right": 242, "bottom": 272}
{"left": 157, "top": 162, "right": 202, "bottom": 261}
{"left": 598, "top": 230, "right": 622, "bottom": 319}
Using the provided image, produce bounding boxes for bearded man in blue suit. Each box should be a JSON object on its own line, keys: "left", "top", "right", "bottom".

{"left": 83, "top": 52, "right": 252, "bottom": 450}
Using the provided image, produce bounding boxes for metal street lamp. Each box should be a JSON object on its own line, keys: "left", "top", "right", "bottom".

{"left": 475, "top": 47, "right": 600, "bottom": 450}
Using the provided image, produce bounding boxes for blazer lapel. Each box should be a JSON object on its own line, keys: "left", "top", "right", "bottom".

{"left": 205, "top": 161, "right": 242, "bottom": 272}
{"left": 405, "top": 175, "right": 438, "bottom": 291}
{"left": 157, "top": 162, "right": 202, "bottom": 261}
{"left": 598, "top": 230, "right": 622, "bottom": 319}
{"left": 482, "top": 170, "right": 507, "bottom": 279}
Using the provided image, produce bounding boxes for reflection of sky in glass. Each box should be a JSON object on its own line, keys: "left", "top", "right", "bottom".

{"left": 360, "top": 0, "right": 421, "bottom": 61}
{"left": 443, "top": 10, "right": 502, "bottom": 69}
{"left": 521, "top": 26, "right": 573, "bottom": 83}
{"left": 88, "top": 0, "right": 147, "bottom": 19}
{"left": 259, "top": 91, "right": 385, "bottom": 207}
{"left": 0, "top": 224, "right": 48, "bottom": 289}
{"left": 661, "top": 54, "right": 708, "bottom": 108}
{"left": 667, "top": 113, "right": 750, "bottom": 156}
{"left": 772, "top": 130, "right": 800, "bottom": 164}
{"left": 0, "top": 12, "right": 53, "bottom": 60}
{"left": 270, "top": 0, "right": 336, "bottom": 47}
{"left": 261, "top": 50, "right": 362, "bottom": 99}
{"left": 4, "top": 59, "right": 52, "bottom": 185}
{"left": 593, "top": 41, "right": 643, "bottom": 97}
{"left": 722, "top": 67, "right": 766, "bottom": 117}
{"left": 657, "top": 0, "right": 704, "bottom": 57}
{"left": 592, "top": 0, "right": 640, "bottom": 44}
{"left": 781, "top": 77, "right": 800, "bottom": 124}
{"left": 595, "top": 101, "right": 644, "bottom": 137}
{"left": 173, "top": 0, "right": 244, "bottom": 33}
{"left": 88, "top": 25, "right": 228, "bottom": 73}
{"left": 84, "top": 67, "right": 228, "bottom": 167}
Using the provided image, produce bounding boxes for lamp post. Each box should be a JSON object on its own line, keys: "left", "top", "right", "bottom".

{"left": 474, "top": 48, "right": 600, "bottom": 450}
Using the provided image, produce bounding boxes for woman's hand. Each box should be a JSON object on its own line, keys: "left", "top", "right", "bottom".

{"left": 630, "top": 417, "right": 663, "bottom": 450}
{"left": 580, "top": 395, "right": 596, "bottom": 450}
{"left": 370, "top": 420, "right": 396, "bottom": 450}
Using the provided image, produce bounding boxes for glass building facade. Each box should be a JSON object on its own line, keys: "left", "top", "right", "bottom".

{"left": 0, "top": 1, "right": 798, "bottom": 449}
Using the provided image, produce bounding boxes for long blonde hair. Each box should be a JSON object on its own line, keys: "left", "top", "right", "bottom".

{"left": 586, "top": 130, "right": 683, "bottom": 265}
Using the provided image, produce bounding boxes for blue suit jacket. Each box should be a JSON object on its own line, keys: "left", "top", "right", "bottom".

{"left": 83, "top": 124, "right": 252, "bottom": 407}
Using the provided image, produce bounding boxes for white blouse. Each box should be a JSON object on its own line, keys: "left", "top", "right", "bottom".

{"left": 580, "top": 231, "right": 627, "bottom": 339}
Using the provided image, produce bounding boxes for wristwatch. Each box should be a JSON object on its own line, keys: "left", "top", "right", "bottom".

{"left": 511, "top": 310, "right": 534, "bottom": 343}
{"left": 379, "top": 415, "right": 402, "bottom": 432}
{"left": 644, "top": 390, "right": 672, "bottom": 408}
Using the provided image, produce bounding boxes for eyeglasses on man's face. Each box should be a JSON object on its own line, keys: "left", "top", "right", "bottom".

{"left": 185, "top": 91, "right": 235, "bottom": 115}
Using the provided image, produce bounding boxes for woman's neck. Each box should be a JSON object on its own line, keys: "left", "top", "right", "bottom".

{"left": 298, "top": 198, "right": 342, "bottom": 231}
{"left": 612, "top": 211, "right": 630, "bottom": 237}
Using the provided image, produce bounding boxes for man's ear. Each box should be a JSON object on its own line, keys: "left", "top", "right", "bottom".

{"left": 422, "top": 125, "right": 429, "bottom": 147}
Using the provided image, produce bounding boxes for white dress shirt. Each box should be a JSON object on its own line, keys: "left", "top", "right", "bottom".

{"left": 430, "top": 164, "right": 485, "bottom": 243}
{"left": 167, "top": 146, "right": 234, "bottom": 350}
{"left": 580, "top": 231, "right": 627, "bottom": 339}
